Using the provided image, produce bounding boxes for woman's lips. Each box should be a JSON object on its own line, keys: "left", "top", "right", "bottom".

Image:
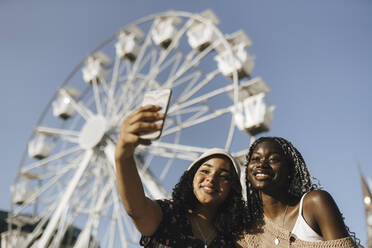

{"left": 253, "top": 170, "right": 272, "bottom": 180}
{"left": 202, "top": 185, "right": 217, "bottom": 193}
{"left": 255, "top": 173, "right": 271, "bottom": 180}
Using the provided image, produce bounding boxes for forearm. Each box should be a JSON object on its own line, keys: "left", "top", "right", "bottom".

{"left": 115, "top": 155, "right": 149, "bottom": 219}
{"left": 114, "top": 105, "right": 164, "bottom": 234}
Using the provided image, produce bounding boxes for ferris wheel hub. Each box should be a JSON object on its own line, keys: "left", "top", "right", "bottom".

{"left": 79, "top": 115, "right": 107, "bottom": 149}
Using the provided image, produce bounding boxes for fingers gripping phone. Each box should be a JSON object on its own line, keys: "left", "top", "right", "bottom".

{"left": 140, "top": 89, "right": 172, "bottom": 140}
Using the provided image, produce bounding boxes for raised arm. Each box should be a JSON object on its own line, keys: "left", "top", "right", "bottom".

{"left": 303, "top": 190, "right": 349, "bottom": 240}
{"left": 114, "top": 105, "right": 164, "bottom": 236}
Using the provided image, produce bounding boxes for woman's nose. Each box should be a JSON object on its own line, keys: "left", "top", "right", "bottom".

{"left": 206, "top": 173, "right": 217, "bottom": 183}
{"left": 256, "top": 158, "right": 268, "bottom": 168}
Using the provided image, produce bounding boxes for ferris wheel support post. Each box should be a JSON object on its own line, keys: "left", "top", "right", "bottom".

{"left": 73, "top": 179, "right": 113, "bottom": 248}
{"left": 36, "top": 150, "right": 93, "bottom": 248}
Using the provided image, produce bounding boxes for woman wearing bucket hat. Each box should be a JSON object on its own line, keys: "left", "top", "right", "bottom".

{"left": 238, "top": 136, "right": 360, "bottom": 248}
{"left": 115, "top": 105, "right": 248, "bottom": 247}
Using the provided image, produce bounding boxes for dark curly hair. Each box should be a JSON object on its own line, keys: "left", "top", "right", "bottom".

{"left": 244, "top": 136, "right": 361, "bottom": 247}
{"left": 171, "top": 154, "right": 248, "bottom": 240}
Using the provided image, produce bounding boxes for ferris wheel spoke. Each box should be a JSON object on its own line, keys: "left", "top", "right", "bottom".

{"left": 37, "top": 149, "right": 94, "bottom": 248}
{"left": 163, "top": 39, "right": 218, "bottom": 89}
{"left": 116, "top": 85, "right": 145, "bottom": 118}
{"left": 137, "top": 166, "right": 169, "bottom": 199}
{"left": 113, "top": 202, "right": 129, "bottom": 247}
{"left": 107, "top": 56, "right": 124, "bottom": 116}
{"left": 169, "top": 83, "right": 233, "bottom": 114}
{"left": 60, "top": 89, "right": 94, "bottom": 120}
{"left": 181, "top": 105, "right": 210, "bottom": 125}
{"left": 69, "top": 177, "right": 101, "bottom": 213}
{"left": 116, "top": 24, "right": 191, "bottom": 115}
{"left": 69, "top": 183, "right": 95, "bottom": 216}
{"left": 170, "top": 102, "right": 208, "bottom": 124}
{"left": 107, "top": 163, "right": 140, "bottom": 241}
{"left": 115, "top": 75, "right": 144, "bottom": 119}
{"left": 51, "top": 206, "right": 70, "bottom": 247}
{"left": 150, "top": 48, "right": 158, "bottom": 70}
{"left": 170, "top": 70, "right": 201, "bottom": 89}
{"left": 20, "top": 145, "right": 82, "bottom": 174}
{"left": 136, "top": 73, "right": 163, "bottom": 89}
{"left": 91, "top": 79, "right": 104, "bottom": 116}
{"left": 126, "top": 20, "right": 192, "bottom": 107}
{"left": 117, "top": 62, "right": 133, "bottom": 83}
{"left": 35, "top": 126, "right": 80, "bottom": 143}
{"left": 40, "top": 158, "right": 97, "bottom": 245}
{"left": 151, "top": 141, "right": 209, "bottom": 156}
{"left": 171, "top": 105, "right": 209, "bottom": 117}
{"left": 113, "top": 196, "right": 140, "bottom": 245}
{"left": 104, "top": 141, "right": 169, "bottom": 199}
{"left": 224, "top": 115, "right": 236, "bottom": 150}
{"left": 14, "top": 163, "right": 78, "bottom": 215}
{"left": 17, "top": 201, "right": 58, "bottom": 248}
{"left": 159, "top": 156, "right": 176, "bottom": 181}
{"left": 178, "top": 69, "right": 220, "bottom": 104}
{"left": 143, "top": 144, "right": 204, "bottom": 162}
{"left": 110, "top": 54, "right": 122, "bottom": 88}
{"left": 35, "top": 126, "right": 79, "bottom": 136}
{"left": 163, "top": 106, "right": 231, "bottom": 137}
{"left": 101, "top": 216, "right": 114, "bottom": 248}
{"left": 73, "top": 179, "right": 112, "bottom": 248}
{"left": 126, "top": 22, "right": 155, "bottom": 87}
{"left": 116, "top": 61, "right": 131, "bottom": 83}
{"left": 142, "top": 147, "right": 195, "bottom": 163}
{"left": 39, "top": 162, "right": 77, "bottom": 181}
{"left": 99, "top": 74, "right": 111, "bottom": 94}
{"left": 158, "top": 52, "right": 183, "bottom": 80}
{"left": 136, "top": 48, "right": 159, "bottom": 74}
{"left": 109, "top": 178, "right": 132, "bottom": 247}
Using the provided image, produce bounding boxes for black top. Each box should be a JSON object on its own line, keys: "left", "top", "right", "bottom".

{"left": 140, "top": 199, "right": 238, "bottom": 248}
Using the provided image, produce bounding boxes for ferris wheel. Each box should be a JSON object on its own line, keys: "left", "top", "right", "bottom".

{"left": 6, "top": 10, "right": 274, "bottom": 248}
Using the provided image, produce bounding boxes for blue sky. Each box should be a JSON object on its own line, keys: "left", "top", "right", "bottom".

{"left": 1, "top": 0, "right": 371, "bottom": 246}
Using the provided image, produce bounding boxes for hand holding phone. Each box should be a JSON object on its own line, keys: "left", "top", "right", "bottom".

{"left": 140, "top": 89, "right": 172, "bottom": 140}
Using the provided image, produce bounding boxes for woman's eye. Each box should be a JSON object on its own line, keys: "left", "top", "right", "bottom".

{"left": 270, "top": 157, "right": 280, "bottom": 163}
{"left": 218, "top": 174, "right": 230, "bottom": 180}
{"left": 251, "top": 157, "right": 260, "bottom": 162}
{"left": 200, "top": 169, "right": 209, "bottom": 174}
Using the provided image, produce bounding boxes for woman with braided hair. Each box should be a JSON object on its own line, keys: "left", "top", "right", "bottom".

{"left": 238, "top": 136, "right": 360, "bottom": 248}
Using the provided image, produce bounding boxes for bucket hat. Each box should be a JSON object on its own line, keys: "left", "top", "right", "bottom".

{"left": 187, "top": 148, "right": 240, "bottom": 176}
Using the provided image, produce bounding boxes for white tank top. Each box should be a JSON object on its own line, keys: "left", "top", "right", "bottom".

{"left": 291, "top": 192, "right": 323, "bottom": 242}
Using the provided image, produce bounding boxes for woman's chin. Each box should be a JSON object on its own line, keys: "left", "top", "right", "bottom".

{"left": 197, "top": 197, "right": 222, "bottom": 207}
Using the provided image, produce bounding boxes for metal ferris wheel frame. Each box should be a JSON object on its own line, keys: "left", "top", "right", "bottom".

{"left": 7, "top": 10, "right": 273, "bottom": 248}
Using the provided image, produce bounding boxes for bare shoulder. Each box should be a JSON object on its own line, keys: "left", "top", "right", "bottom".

{"left": 304, "top": 189, "right": 336, "bottom": 208}
{"left": 303, "top": 189, "right": 341, "bottom": 222}
{"left": 303, "top": 190, "right": 349, "bottom": 240}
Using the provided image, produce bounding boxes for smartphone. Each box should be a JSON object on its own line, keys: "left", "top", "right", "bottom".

{"left": 139, "top": 89, "right": 172, "bottom": 140}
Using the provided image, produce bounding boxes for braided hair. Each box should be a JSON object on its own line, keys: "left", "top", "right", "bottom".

{"left": 244, "top": 136, "right": 361, "bottom": 247}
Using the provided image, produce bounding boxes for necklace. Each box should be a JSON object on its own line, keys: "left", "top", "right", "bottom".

{"left": 192, "top": 216, "right": 215, "bottom": 248}
{"left": 274, "top": 204, "right": 289, "bottom": 246}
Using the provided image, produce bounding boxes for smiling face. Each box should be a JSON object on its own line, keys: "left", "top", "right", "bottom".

{"left": 192, "top": 156, "right": 233, "bottom": 207}
{"left": 247, "top": 141, "right": 291, "bottom": 192}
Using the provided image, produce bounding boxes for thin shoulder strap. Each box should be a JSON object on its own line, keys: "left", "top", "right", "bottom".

{"left": 298, "top": 192, "right": 308, "bottom": 215}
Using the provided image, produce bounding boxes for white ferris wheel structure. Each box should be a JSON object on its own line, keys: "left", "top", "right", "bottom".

{"left": 5, "top": 10, "right": 275, "bottom": 248}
